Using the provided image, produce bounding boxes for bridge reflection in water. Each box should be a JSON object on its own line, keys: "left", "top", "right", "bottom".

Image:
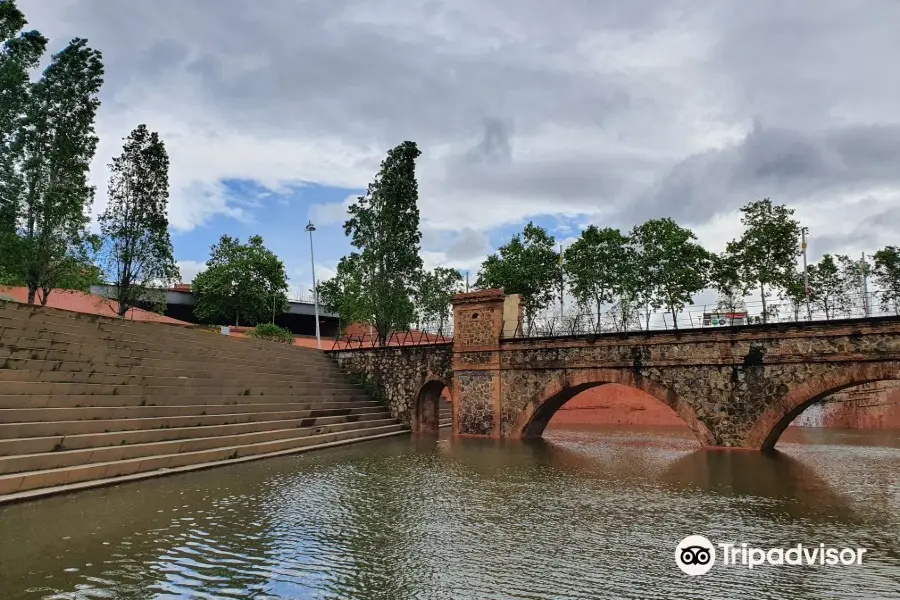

{"left": 1, "top": 426, "right": 899, "bottom": 599}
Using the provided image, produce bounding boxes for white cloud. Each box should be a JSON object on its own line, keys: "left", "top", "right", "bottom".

{"left": 176, "top": 260, "right": 206, "bottom": 283}
{"left": 308, "top": 194, "right": 357, "bottom": 228}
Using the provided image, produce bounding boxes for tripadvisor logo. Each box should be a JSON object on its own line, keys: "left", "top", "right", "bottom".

{"left": 675, "top": 536, "right": 868, "bottom": 576}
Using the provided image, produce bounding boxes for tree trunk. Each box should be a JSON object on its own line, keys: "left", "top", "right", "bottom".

{"left": 26, "top": 284, "right": 37, "bottom": 305}
{"left": 760, "top": 283, "right": 767, "bottom": 323}
{"left": 671, "top": 307, "right": 678, "bottom": 329}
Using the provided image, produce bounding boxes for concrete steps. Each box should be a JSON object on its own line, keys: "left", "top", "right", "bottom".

{"left": 0, "top": 406, "right": 388, "bottom": 437}
{"left": 439, "top": 398, "right": 452, "bottom": 428}
{"left": 0, "top": 400, "right": 379, "bottom": 422}
{"left": 0, "top": 423, "right": 406, "bottom": 497}
{"left": 0, "top": 300, "right": 407, "bottom": 503}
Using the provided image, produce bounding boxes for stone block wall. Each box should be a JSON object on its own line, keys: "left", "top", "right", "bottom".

{"left": 330, "top": 344, "right": 453, "bottom": 426}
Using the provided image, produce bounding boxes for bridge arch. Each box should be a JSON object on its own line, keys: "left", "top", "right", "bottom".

{"left": 513, "top": 368, "right": 716, "bottom": 446}
{"left": 746, "top": 361, "right": 900, "bottom": 451}
{"left": 412, "top": 376, "right": 452, "bottom": 433}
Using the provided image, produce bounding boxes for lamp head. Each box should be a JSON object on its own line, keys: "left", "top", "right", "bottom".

{"left": 305, "top": 221, "right": 316, "bottom": 232}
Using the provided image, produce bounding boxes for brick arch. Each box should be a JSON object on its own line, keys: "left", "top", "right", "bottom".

{"left": 745, "top": 361, "right": 900, "bottom": 451}
{"left": 512, "top": 368, "right": 716, "bottom": 445}
{"left": 413, "top": 376, "right": 453, "bottom": 433}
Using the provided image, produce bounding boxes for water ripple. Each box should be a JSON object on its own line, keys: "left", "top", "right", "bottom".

{"left": 1, "top": 428, "right": 899, "bottom": 599}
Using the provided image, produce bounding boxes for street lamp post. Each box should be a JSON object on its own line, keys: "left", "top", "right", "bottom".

{"left": 306, "top": 221, "right": 321, "bottom": 349}
{"left": 801, "top": 227, "right": 811, "bottom": 321}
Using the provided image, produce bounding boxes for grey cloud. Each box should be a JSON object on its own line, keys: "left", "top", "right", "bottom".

{"left": 17, "top": 0, "right": 900, "bottom": 258}
{"left": 631, "top": 122, "right": 900, "bottom": 227}
{"left": 464, "top": 119, "right": 513, "bottom": 166}
{"left": 446, "top": 228, "right": 492, "bottom": 261}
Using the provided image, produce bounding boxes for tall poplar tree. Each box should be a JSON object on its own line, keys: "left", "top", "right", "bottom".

{"left": 0, "top": 0, "right": 46, "bottom": 284}
{"left": 4, "top": 33, "right": 104, "bottom": 304}
{"left": 99, "top": 124, "right": 179, "bottom": 316}
{"left": 342, "top": 141, "right": 424, "bottom": 346}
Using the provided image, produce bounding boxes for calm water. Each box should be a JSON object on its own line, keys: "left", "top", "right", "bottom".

{"left": 1, "top": 426, "right": 899, "bottom": 599}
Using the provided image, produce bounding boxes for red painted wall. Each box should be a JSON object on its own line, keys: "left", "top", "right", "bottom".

{"left": 549, "top": 384, "right": 684, "bottom": 427}
{"left": 548, "top": 382, "right": 900, "bottom": 430}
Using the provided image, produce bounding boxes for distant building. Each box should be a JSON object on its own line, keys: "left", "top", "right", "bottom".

{"left": 89, "top": 283, "right": 340, "bottom": 338}
{"left": 0, "top": 286, "right": 192, "bottom": 326}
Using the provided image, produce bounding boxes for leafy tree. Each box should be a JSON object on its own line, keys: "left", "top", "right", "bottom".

{"left": 807, "top": 254, "right": 851, "bottom": 319}
{"left": 0, "top": 1, "right": 45, "bottom": 134}
{"left": 476, "top": 222, "right": 559, "bottom": 330}
{"left": 780, "top": 272, "right": 809, "bottom": 321}
{"left": 99, "top": 124, "right": 179, "bottom": 316}
{"left": 0, "top": 1, "right": 46, "bottom": 262}
{"left": 192, "top": 235, "right": 289, "bottom": 326}
{"left": 563, "top": 226, "right": 632, "bottom": 328}
{"left": 630, "top": 218, "right": 711, "bottom": 329}
{"left": 725, "top": 198, "right": 801, "bottom": 323}
{"left": 343, "top": 141, "right": 424, "bottom": 346}
{"left": 711, "top": 252, "right": 748, "bottom": 323}
{"left": 838, "top": 254, "right": 871, "bottom": 314}
{"left": 2, "top": 35, "right": 104, "bottom": 304}
{"left": 414, "top": 266, "right": 462, "bottom": 331}
{"left": 317, "top": 253, "right": 370, "bottom": 333}
{"left": 873, "top": 246, "right": 900, "bottom": 314}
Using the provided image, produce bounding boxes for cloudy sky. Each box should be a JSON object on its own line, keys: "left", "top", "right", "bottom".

{"left": 18, "top": 0, "right": 900, "bottom": 300}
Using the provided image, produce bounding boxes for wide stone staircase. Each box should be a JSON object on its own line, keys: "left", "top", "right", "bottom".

{"left": 439, "top": 398, "right": 452, "bottom": 428}
{"left": 0, "top": 300, "right": 406, "bottom": 504}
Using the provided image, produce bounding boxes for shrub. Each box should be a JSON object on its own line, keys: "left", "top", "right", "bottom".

{"left": 247, "top": 323, "right": 294, "bottom": 344}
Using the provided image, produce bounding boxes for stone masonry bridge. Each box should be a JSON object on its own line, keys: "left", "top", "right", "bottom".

{"left": 327, "top": 289, "right": 900, "bottom": 450}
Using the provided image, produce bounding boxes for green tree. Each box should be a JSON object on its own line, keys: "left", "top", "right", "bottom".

{"left": 780, "top": 272, "right": 809, "bottom": 321}
{"left": 317, "top": 253, "right": 370, "bottom": 333}
{"left": 414, "top": 266, "right": 462, "bottom": 331}
{"left": 0, "top": 1, "right": 46, "bottom": 264}
{"left": 563, "top": 226, "right": 631, "bottom": 328}
{"left": 873, "top": 246, "right": 900, "bottom": 314}
{"left": 630, "top": 218, "right": 711, "bottom": 329}
{"left": 710, "top": 251, "right": 748, "bottom": 322}
{"left": 476, "top": 222, "right": 558, "bottom": 330}
{"left": 192, "top": 235, "right": 289, "bottom": 326}
{"left": 725, "top": 198, "right": 801, "bottom": 323}
{"left": 343, "top": 141, "right": 424, "bottom": 346}
{"left": 3, "top": 35, "right": 104, "bottom": 304}
{"left": 807, "top": 254, "right": 850, "bottom": 319}
{"left": 99, "top": 125, "right": 179, "bottom": 316}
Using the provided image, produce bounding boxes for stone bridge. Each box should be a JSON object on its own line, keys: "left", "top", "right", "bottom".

{"left": 327, "top": 289, "right": 900, "bottom": 450}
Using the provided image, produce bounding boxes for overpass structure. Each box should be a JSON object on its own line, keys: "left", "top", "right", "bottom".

{"left": 90, "top": 284, "right": 340, "bottom": 338}
{"left": 327, "top": 289, "right": 900, "bottom": 450}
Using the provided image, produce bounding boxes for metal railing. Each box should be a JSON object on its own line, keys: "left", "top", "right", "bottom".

{"left": 289, "top": 292, "right": 318, "bottom": 305}
{"left": 329, "top": 320, "right": 455, "bottom": 350}
{"left": 503, "top": 291, "right": 899, "bottom": 339}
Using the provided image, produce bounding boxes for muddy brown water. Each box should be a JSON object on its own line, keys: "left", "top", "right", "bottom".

{"left": 1, "top": 425, "right": 898, "bottom": 599}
